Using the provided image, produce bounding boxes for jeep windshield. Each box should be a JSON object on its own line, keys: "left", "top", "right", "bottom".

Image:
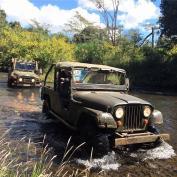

{"left": 15, "top": 62, "right": 36, "bottom": 71}
{"left": 72, "top": 68, "right": 126, "bottom": 91}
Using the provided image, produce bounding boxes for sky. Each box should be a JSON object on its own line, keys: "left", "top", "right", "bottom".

{"left": 0, "top": 0, "right": 161, "bottom": 34}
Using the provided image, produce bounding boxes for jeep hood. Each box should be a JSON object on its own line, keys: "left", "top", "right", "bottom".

{"left": 73, "top": 91, "right": 151, "bottom": 111}
{"left": 12, "top": 70, "right": 39, "bottom": 78}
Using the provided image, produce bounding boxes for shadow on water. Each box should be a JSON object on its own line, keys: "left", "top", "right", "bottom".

{"left": 6, "top": 109, "right": 90, "bottom": 163}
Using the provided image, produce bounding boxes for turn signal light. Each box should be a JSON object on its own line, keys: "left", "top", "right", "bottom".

{"left": 116, "top": 120, "right": 122, "bottom": 127}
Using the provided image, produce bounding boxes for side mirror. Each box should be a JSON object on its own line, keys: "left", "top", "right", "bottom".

{"left": 125, "top": 78, "right": 130, "bottom": 90}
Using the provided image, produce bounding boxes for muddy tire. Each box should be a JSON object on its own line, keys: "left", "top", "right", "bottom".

{"left": 79, "top": 119, "right": 97, "bottom": 138}
{"left": 148, "top": 137, "right": 163, "bottom": 148}
{"left": 42, "top": 99, "right": 51, "bottom": 118}
{"left": 92, "top": 133, "right": 110, "bottom": 157}
{"left": 78, "top": 120, "right": 110, "bottom": 156}
{"left": 146, "top": 126, "right": 162, "bottom": 148}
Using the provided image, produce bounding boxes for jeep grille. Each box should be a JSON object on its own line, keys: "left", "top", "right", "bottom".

{"left": 23, "top": 77, "right": 33, "bottom": 83}
{"left": 123, "top": 104, "right": 143, "bottom": 131}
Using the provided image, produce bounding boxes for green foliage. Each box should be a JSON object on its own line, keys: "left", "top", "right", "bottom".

{"left": 168, "top": 44, "right": 177, "bottom": 57}
{"left": 126, "top": 29, "right": 143, "bottom": 46}
{"left": 125, "top": 46, "right": 177, "bottom": 91}
{"left": 74, "top": 35, "right": 143, "bottom": 66}
{"left": 0, "top": 25, "right": 75, "bottom": 69}
{"left": 0, "top": 9, "right": 177, "bottom": 91}
{"left": 106, "top": 37, "right": 143, "bottom": 67}
{"left": 0, "top": 9, "right": 7, "bottom": 28}
{"left": 75, "top": 40, "right": 109, "bottom": 64}
{"left": 73, "top": 26, "right": 108, "bottom": 43}
{"left": 160, "top": 0, "right": 177, "bottom": 39}
{"left": 64, "top": 11, "right": 93, "bottom": 35}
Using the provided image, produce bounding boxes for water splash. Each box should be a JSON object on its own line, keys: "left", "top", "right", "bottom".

{"left": 76, "top": 151, "right": 120, "bottom": 171}
{"left": 143, "top": 141, "right": 176, "bottom": 160}
{"left": 76, "top": 142, "right": 176, "bottom": 171}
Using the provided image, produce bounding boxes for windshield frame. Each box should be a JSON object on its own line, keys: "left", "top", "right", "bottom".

{"left": 71, "top": 67, "right": 127, "bottom": 91}
{"left": 15, "top": 62, "right": 36, "bottom": 72}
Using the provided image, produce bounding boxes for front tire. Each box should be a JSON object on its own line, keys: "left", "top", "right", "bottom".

{"left": 78, "top": 119, "right": 110, "bottom": 156}
{"left": 92, "top": 133, "right": 110, "bottom": 156}
{"left": 7, "top": 80, "right": 13, "bottom": 87}
{"left": 147, "top": 125, "right": 162, "bottom": 148}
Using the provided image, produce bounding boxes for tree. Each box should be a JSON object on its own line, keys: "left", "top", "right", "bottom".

{"left": 0, "top": 9, "right": 7, "bottom": 26}
{"left": 9, "top": 21, "right": 22, "bottom": 29}
{"left": 75, "top": 40, "right": 112, "bottom": 64}
{"left": 64, "top": 11, "right": 93, "bottom": 35}
{"left": 28, "top": 20, "right": 49, "bottom": 36}
{"left": 91, "top": 0, "right": 120, "bottom": 45}
{"left": 159, "top": 0, "right": 177, "bottom": 39}
{"left": 73, "top": 26, "right": 107, "bottom": 43}
{"left": 126, "top": 29, "right": 142, "bottom": 47}
{"left": 0, "top": 23, "right": 75, "bottom": 69}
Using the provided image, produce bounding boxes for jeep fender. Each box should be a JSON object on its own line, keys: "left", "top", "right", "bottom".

{"left": 150, "top": 109, "right": 163, "bottom": 125}
{"left": 77, "top": 107, "right": 117, "bottom": 129}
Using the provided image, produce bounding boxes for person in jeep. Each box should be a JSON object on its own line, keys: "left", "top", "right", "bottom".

{"left": 41, "top": 62, "right": 169, "bottom": 153}
{"left": 7, "top": 58, "right": 42, "bottom": 87}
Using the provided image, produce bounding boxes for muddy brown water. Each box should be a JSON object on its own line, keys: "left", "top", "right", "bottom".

{"left": 0, "top": 72, "right": 177, "bottom": 177}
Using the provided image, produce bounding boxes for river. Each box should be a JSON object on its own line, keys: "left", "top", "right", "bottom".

{"left": 0, "top": 72, "right": 176, "bottom": 177}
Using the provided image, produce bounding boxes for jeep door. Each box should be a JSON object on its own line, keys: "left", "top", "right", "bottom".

{"left": 54, "top": 67, "right": 71, "bottom": 119}
{"left": 44, "top": 65, "right": 63, "bottom": 116}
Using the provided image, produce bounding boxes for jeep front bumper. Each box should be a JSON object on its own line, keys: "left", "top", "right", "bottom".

{"left": 114, "top": 132, "right": 170, "bottom": 147}
{"left": 16, "top": 82, "right": 42, "bottom": 87}
{"left": 11, "top": 80, "right": 42, "bottom": 87}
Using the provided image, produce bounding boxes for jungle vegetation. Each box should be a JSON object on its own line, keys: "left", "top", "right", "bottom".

{"left": 0, "top": 0, "right": 177, "bottom": 91}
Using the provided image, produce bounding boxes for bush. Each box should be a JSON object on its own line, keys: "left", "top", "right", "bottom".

{"left": 124, "top": 46, "right": 177, "bottom": 91}
{"left": 75, "top": 40, "right": 108, "bottom": 64}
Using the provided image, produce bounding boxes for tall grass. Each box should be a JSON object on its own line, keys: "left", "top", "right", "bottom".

{"left": 0, "top": 132, "right": 93, "bottom": 177}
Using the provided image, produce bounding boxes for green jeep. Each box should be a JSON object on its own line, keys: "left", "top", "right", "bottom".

{"left": 7, "top": 58, "right": 42, "bottom": 87}
{"left": 41, "top": 62, "right": 169, "bottom": 152}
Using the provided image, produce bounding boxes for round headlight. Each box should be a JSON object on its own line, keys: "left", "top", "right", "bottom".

{"left": 19, "top": 78, "right": 22, "bottom": 82}
{"left": 115, "top": 107, "right": 124, "bottom": 119}
{"left": 31, "top": 79, "right": 35, "bottom": 83}
{"left": 143, "top": 106, "right": 151, "bottom": 117}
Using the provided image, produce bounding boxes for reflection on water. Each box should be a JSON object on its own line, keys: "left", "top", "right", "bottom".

{"left": 0, "top": 86, "right": 41, "bottom": 112}
{"left": 16, "top": 91, "right": 36, "bottom": 103}
{"left": 17, "top": 92, "right": 23, "bottom": 102}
